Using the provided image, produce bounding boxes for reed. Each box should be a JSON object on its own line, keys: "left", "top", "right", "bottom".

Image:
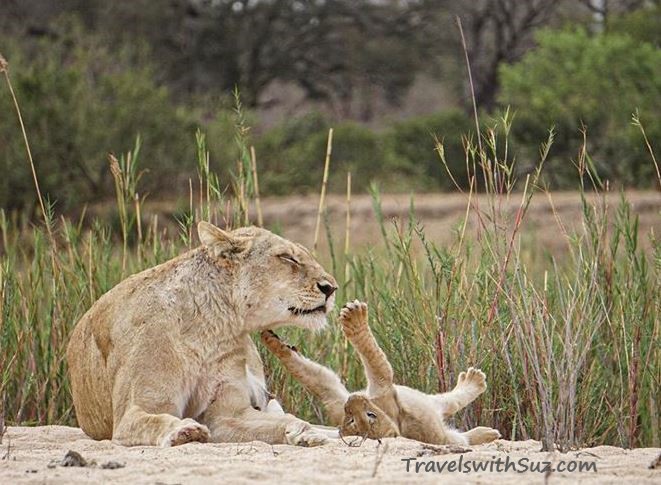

{"left": 0, "top": 54, "right": 658, "bottom": 448}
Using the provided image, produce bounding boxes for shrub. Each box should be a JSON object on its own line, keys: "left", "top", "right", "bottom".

{"left": 387, "top": 110, "right": 475, "bottom": 190}
{"left": 498, "top": 27, "right": 661, "bottom": 188}
{"left": 256, "top": 112, "right": 409, "bottom": 194}
{"left": 0, "top": 20, "right": 197, "bottom": 211}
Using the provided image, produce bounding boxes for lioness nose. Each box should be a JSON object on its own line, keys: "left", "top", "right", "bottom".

{"left": 317, "top": 281, "right": 337, "bottom": 298}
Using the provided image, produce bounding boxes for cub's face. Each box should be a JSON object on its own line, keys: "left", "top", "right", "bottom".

{"left": 198, "top": 222, "right": 337, "bottom": 331}
{"left": 340, "top": 394, "right": 400, "bottom": 440}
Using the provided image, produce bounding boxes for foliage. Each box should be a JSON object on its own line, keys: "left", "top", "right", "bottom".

{"left": 608, "top": 4, "right": 661, "bottom": 47}
{"left": 499, "top": 27, "right": 661, "bottom": 188}
{"left": 387, "top": 110, "right": 475, "bottom": 190}
{"left": 255, "top": 113, "right": 411, "bottom": 194}
{"left": 0, "top": 20, "right": 197, "bottom": 211}
{"left": 254, "top": 110, "right": 479, "bottom": 194}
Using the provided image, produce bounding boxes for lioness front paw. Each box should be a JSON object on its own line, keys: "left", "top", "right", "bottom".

{"left": 161, "top": 419, "right": 210, "bottom": 447}
{"left": 261, "top": 330, "right": 298, "bottom": 359}
{"left": 464, "top": 426, "right": 501, "bottom": 445}
{"left": 285, "top": 421, "right": 328, "bottom": 447}
{"left": 456, "top": 367, "right": 487, "bottom": 394}
{"left": 339, "top": 300, "right": 369, "bottom": 337}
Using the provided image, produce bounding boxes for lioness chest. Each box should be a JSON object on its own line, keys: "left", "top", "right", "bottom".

{"left": 180, "top": 345, "right": 269, "bottom": 419}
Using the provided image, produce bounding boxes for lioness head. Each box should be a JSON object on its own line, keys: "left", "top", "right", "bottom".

{"left": 198, "top": 222, "right": 337, "bottom": 331}
{"left": 339, "top": 394, "right": 400, "bottom": 441}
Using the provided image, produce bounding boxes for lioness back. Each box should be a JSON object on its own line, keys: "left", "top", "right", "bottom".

{"left": 67, "top": 254, "right": 192, "bottom": 439}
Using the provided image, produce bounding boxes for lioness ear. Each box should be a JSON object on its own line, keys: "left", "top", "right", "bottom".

{"left": 197, "top": 221, "right": 252, "bottom": 257}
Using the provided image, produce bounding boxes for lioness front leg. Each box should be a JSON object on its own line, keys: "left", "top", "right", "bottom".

{"left": 111, "top": 372, "right": 210, "bottom": 447}
{"left": 201, "top": 378, "right": 328, "bottom": 446}
{"left": 434, "top": 367, "right": 488, "bottom": 417}
{"left": 261, "top": 330, "right": 349, "bottom": 425}
{"left": 340, "top": 300, "right": 394, "bottom": 396}
{"left": 113, "top": 406, "right": 210, "bottom": 447}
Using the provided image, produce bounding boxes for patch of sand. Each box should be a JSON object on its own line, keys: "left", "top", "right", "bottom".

{"left": 1, "top": 426, "right": 659, "bottom": 484}
{"left": 129, "top": 191, "right": 660, "bottom": 257}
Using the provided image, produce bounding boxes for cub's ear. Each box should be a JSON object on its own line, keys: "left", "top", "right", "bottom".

{"left": 197, "top": 221, "right": 252, "bottom": 257}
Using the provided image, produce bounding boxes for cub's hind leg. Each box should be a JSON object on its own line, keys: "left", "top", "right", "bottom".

{"left": 339, "top": 300, "right": 394, "bottom": 397}
{"left": 261, "top": 330, "right": 348, "bottom": 425}
{"left": 434, "top": 367, "right": 487, "bottom": 417}
{"left": 432, "top": 368, "right": 500, "bottom": 445}
{"left": 462, "top": 426, "right": 501, "bottom": 445}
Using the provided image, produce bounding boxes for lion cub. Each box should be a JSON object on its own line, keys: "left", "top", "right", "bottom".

{"left": 262, "top": 300, "right": 500, "bottom": 446}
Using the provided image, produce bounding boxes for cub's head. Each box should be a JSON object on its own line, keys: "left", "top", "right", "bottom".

{"left": 340, "top": 394, "right": 400, "bottom": 441}
{"left": 198, "top": 222, "right": 337, "bottom": 331}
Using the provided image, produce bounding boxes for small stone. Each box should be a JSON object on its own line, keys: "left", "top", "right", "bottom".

{"left": 61, "top": 450, "right": 88, "bottom": 467}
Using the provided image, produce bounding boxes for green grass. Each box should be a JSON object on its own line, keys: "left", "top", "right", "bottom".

{"left": 0, "top": 73, "right": 658, "bottom": 450}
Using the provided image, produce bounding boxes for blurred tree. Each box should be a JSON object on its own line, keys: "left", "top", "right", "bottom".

{"left": 444, "top": 0, "right": 564, "bottom": 111}
{"left": 607, "top": 1, "right": 661, "bottom": 46}
{"left": 387, "top": 110, "right": 475, "bottom": 190}
{"left": 578, "top": 0, "right": 658, "bottom": 29}
{"left": 187, "top": 0, "right": 439, "bottom": 118}
{"left": 442, "top": 0, "right": 658, "bottom": 111}
{"left": 0, "top": 18, "right": 197, "bottom": 211}
{"left": 499, "top": 26, "right": 661, "bottom": 188}
{"left": 1, "top": 0, "right": 448, "bottom": 119}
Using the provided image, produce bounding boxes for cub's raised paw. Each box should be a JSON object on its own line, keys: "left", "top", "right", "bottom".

{"left": 339, "top": 300, "right": 369, "bottom": 337}
{"left": 456, "top": 367, "right": 487, "bottom": 394}
{"left": 463, "top": 426, "right": 501, "bottom": 445}
{"left": 260, "top": 330, "right": 298, "bottom": 359}
{"left": 285, "top": 421, "right": 328, "bottom": 447}
{"left": 161, "top": 419, "right": 210, "bottom": 447}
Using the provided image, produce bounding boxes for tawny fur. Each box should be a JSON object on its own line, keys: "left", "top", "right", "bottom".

{"left": 67, "top": 222, "right": 338, "bottom": 447}
{"left": 261, "top": 300, "right": 501, "bottom": 446}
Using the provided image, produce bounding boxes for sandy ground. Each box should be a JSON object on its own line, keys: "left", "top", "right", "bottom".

{"left": 1, "top": 426, "right": 659, "bottom": 484}
{"left": 258, "top": 191, "right": 661, "bottom": 254}
{"left": 129, "top": 191, "right": 660, "bottom": 256}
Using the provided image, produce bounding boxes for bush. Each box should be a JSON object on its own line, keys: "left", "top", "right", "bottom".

{"left": 609, "top": 4, "right": 661, "bottom": 47}
{"left": 256, "top": 112, "right": 411, "bottom": 194}
{"left": 0, "top": 20, "right": 197, "bottom": 211}
{"left": 255, "top": 110, "right": 478, "bottom": 195}
{"left": 498, "top": 27, "right": 661, "bottom": 188}
{"left": 387, "top": 110, "right": 475, "bottom": 190}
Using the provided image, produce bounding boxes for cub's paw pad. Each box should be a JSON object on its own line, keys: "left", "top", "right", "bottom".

{"left": 339, "top": 300, "right": 368, "bottom": 335}
{"left": 465, "top": 426, "right": 501, "bottom": 445}
{"left": 457, "top": 367, "right": 487, "bottom": 393}
{"left": 163, "top": 420, "right": 210, "bottom": 447}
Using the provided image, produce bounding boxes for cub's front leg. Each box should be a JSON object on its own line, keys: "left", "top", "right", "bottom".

{"left": 260, "top": 330, "right": 348, "bottom": 425}
{"left": 340, "top": 300, "right": 394, "bottom": 396}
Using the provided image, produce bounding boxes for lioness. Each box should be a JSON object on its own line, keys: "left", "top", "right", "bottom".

{"left": 262, "top": 300, "right": 501, "bottom": 446}
{"left": 67, "top": 222, "right": 338, "bottom": 447}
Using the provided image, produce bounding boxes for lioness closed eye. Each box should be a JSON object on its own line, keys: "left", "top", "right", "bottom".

{"left": 261, "top": 300, "right": 501, "bottom": 446}
{"left": 67, "top": 222, "right": 339, "bottom": 447}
